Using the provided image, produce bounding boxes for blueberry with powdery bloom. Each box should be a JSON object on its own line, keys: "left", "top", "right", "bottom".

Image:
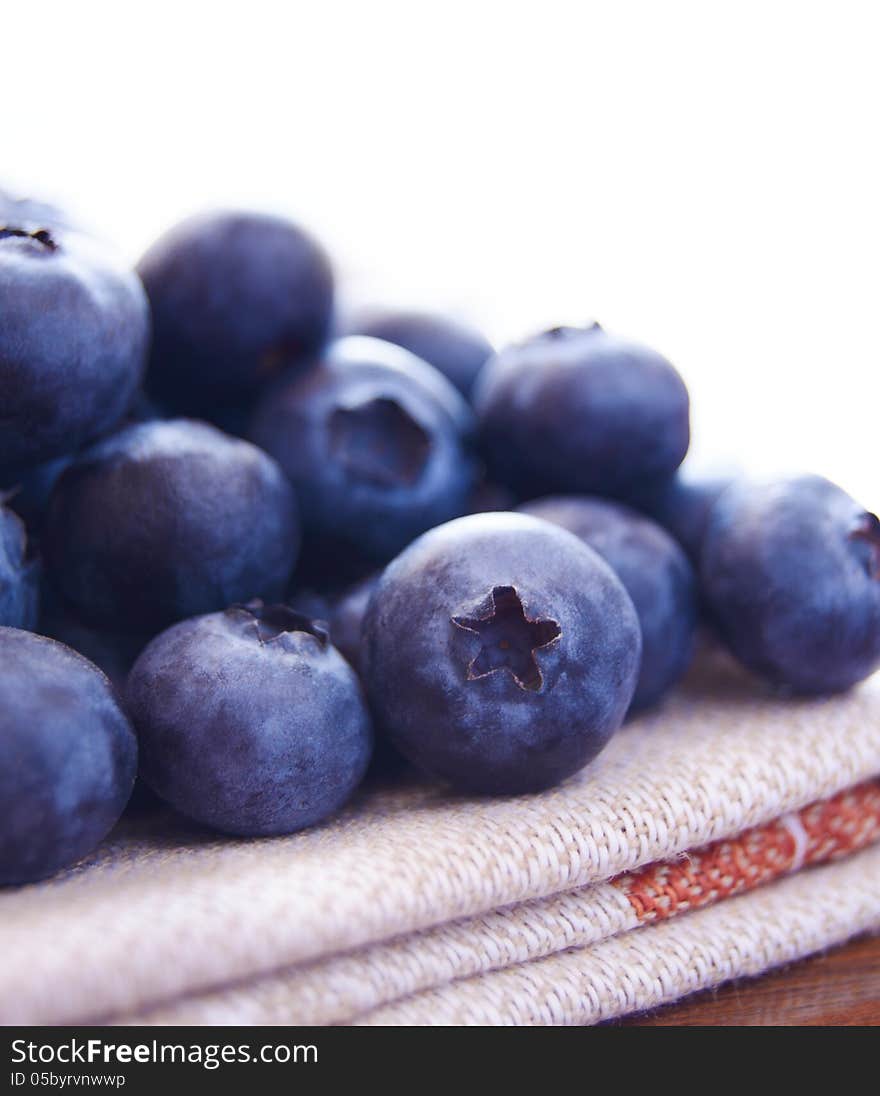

{"left": 520, "top": 496, "right": 697, "bottom": 710}
{"left": 701, "top": 475, "right": 880, "bottom": 694}
{"left": 138, "top": 210, "right": 334, "bottom": 416}
{"left": 0, "top": 501, "right": 38, "bottom": 629}
{"left": 249, "top": 336, "right": 477, "bottom": 571}
{"left": 0, "top": 628, "right": 137, "bottom": 886}
{"left": 1, "top": 391, "right": 169, "bottom": 539}
{"left": 0, "top": 220, "right": 148, "bottom": 478}
{"left": 348, "top": 309, "right": 494, "bottom": 398}
{"left": 326, "top": 573, "right": 413, "bottom": 780}
{"left": 330, "top": 573, "right": 380, "bottom": 675}
{"left": 45, "top": 419, "right": 299, "bottom": 632}
{"left": 363, "top": 512, "right": 641, "bottom": 794}
{"left": 1, "top": 392, "right": 168, "bottom": 538}
{"left": 628, "top": 460, "right": 738, "bottom": 564}
{"left": 474, "top": 323, "right": 690, "bottom": 499}
{"left": 126, "top": 602, "right": 373, "bottom": 836}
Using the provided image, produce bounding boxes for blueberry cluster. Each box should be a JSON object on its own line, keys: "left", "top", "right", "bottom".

{"left": 2, "top": 194, "right": 879, "bottom": 885}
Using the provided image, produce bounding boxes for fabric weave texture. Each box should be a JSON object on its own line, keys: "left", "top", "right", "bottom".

{"left": 2, "top": 653, "right": 879, "bottom": 1026}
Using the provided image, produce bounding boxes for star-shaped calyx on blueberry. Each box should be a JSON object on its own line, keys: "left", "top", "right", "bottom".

{"left": 227, "top": 600, "right": 329, "bottom": 649}
{"left": 452, "top": 585, "right": 561, "bottom": 691}
{"left": 0, "top": 226, "right": 57, "bottom": 250}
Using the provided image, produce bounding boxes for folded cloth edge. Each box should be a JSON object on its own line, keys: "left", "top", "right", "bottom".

{"left": 4, "top": 668, "right": 880, "bottom": 1025}
{"left": 120, "top": 780, "right": 880, "bottom": 1026}
{"left": 356, "top": 841, "right": 880, "bottom": 1025}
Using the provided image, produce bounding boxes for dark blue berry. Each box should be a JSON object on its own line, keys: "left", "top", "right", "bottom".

{"left": 348, "top": 310, "right": 493, "bottom": 398}
{"left": 138, "top": 210, "right": 334, "bottom": 415}
{"left": 474, "top": 323, "right": 690, "bottom": 498}
{"left": 0, "top": 627, "right": 137, "bottom": 885}
{"left": 0, "top": 223, "right": 148, "bottom": 477}
{"left": 328, "top": 574, "right": 415, "bottom": 781}
{"left": 249, "top": 336, "right": 477, "bottom": 570}
{"left": 45, "top": 419, "right": 299, "bottom": 632}
{"left": 329, "top": 573, "right": 379, "bottom": 675}
{"left": 628, "top": 461, "right": 738, "bottom": 564}
{"left": 126, "top": 602, "right": 373, "bottom": 835}
{"left": 701, "top": 475, "right": 880, "bottom": 693}
{"left": 362, "top": 512, "right": 641, "bottom": 793}
{"left": 520, "top": 496, "right": 697, "bottom": 710}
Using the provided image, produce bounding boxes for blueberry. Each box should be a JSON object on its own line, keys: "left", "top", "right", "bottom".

{"left": 520, "top": 496, "right": 697, "bottom": 710}
{"left": 329, "top": 573, "right": 380, "bottom": 675}
{"left": 327, "top": 572, "right": 415, "bottom": 781}
{"left": 628, "top": 461, "right": 738, "bottom": 564}
{"left": 45, "top": 419, "right": 300, "bottom": 632}
{"left": 126, "top": 601, "right": 373, "bottom": 835}
{"left": 0, "top": 627, "right": 137, "bottom": 885}
{"left": 248, "top": 336, "right": 477, "bottom": 570}
{"left": 0, "top": 223, "right": 149, "bottom": 477}
{"left": 1, "top": 392, "right": 168, "bottom": 538}
{"left": 138, "top": 210, "right": 334, "bottom": 415}
{"left": 474, "top": 323, "right": 690, "bottom": 498}
{"left": 347, "top": 310, "right": 493, "bottom": 398}
{"left": 701, "top": 475, "right": 880, "bottom": 694}
{"left": 362, "top": 512, "right": 641, "bottom": 793}
{"left": 0, "top": 501, "right": 39, "bottom": 629}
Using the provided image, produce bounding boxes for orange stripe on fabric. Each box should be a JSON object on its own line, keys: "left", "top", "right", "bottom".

{"left": 613, "top": 780, "right": 880, "bottom": 923}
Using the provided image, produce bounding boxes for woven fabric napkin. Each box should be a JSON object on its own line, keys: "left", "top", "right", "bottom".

{"left": 2, "top": 653, "right": 879, "bottom": 1026}
{"left": 120, "top": 781, "right": 880, "bottom": 1024}
{"left": 359, "top": 842, "right": 880, "bottom": 1025}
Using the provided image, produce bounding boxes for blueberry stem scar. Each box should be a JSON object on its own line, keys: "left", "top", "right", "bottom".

{"left": 0, "top": 226, "right": 57, "bottom": 250}
{"left": 328, "top": 396, "right": 430, "bottom": 487}
{"left": 229, "top": 601, "right": 329, "bottom": 648}
{"left": 452, "top": 585, "right": 561, "bottom": 691}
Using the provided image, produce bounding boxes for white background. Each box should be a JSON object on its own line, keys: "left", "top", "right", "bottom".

{"left": 3, "top": 1, "right": 878, "bottom": 507}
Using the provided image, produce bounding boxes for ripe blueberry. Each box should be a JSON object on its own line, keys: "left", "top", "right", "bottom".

{"left": 126, "top": 602, "right": 373, "bottom": 835}
{"left": 701, "top": 475, "right": 880, "bottom": 693}
{"left": 0, "top": 627, "right": 137, "bottom": 885}
{"left": 0, "top": 222, "right": 148, "bottom": 477}
{"left": 520, "top": 496, "right": 697, "bottom": 710}
{"left": 628, "top": 461, "right": 738, "bottom": 564}
{"left": 329, "top": 573, "right": 380, "bottom": 675}
{"left": 45, "top": 419, "right": 299, "bottom": 631}
{"left": 363, "top": 512, "right": 641, "bottom": 793}
{"left": 474, "top": 323, "right": 690, "bottom": 498}
{"left": 138, "top": 210, "right": 334, "bottom": 415}
{"left": 249, "top": 336, "right": 477, "bottom": 571}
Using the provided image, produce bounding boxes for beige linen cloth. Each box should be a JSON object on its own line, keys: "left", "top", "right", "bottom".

{"left": 2, "top": 653, "right": 879, "bottom": 1026}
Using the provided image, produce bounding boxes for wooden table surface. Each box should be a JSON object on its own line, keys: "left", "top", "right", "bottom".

{"left": 619, "top": 934, "right": 880, "bottom": 1025}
